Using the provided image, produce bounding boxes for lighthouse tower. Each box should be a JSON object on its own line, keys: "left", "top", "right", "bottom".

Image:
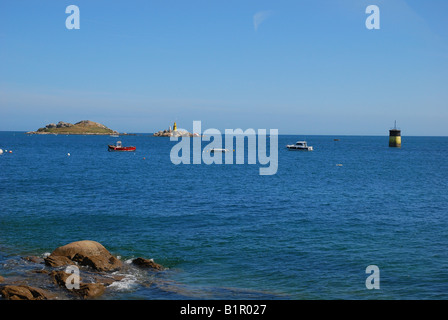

{"left": 173, "top": 122, "right": 177, "bottom": 131}
{"left": 389, "top": 121, "right": 401, "bottom": 148}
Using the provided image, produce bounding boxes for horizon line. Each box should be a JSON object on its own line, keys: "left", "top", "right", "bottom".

{"left": 1, "top": 130, "right": 447, "bottom": 138}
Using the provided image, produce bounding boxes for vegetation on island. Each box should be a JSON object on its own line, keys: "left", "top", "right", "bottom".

{"left": 26, "top": 120, "right": 119, "bottom": 135}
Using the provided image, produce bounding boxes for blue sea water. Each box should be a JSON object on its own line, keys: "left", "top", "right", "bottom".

{"left": 1, "top": 132, "right": 447, "bottom": 299}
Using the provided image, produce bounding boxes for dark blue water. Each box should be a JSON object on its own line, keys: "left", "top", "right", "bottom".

{"left": 1, "top": 132, "right": 448, "bottom": 299}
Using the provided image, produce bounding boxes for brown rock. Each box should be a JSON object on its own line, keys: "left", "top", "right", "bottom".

{"left": 72, "top": 253, "right": 122, "bottom": 272}
{"left": 0, "top": 276, "right": 4, "bottom": 283}
{"left": 0, "top": 285, "right": 51, "bottom": 300}
{"left": 51, "top": 240, "right": 111, "bottom": 259}
{"left": 93, "top": 274, "right": 125, "bottom": 286}
{"left": 50, "top": 270, "right": 105, "bottom": 299}
{"left": 44, "top": 255, "right": 72, "bottom": 267}
{"left": 132, "top": 257, "right": 164, "bottom": 270}
{"left": 50, "top": 270, "right": 82, "bottom": 288}
{"left": 49, "top": 240, "right": 122, "bottom": 272}
{"left": 22, "top": 256, "right": 44, "bottom": 264}
{"left": 31, "top": 270, "right": 49, "bottom": 274}
{"left": 72, "top": 283, "right": 105, "bottom": 299}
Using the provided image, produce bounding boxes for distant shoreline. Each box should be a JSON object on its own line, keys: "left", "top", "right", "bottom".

{"left": 24, "top": 132, "right": 136, "bottom": 136}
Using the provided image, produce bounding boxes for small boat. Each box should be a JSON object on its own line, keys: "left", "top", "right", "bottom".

{"left": 110, "top": 134, "right": 119, "bottom": 137}
{"left": 108, "top": 141, "right": 136, "bottom": 152}
{"left": 286, "top": 141, "right": 313, "bottom": 151}
{"left": 209, "top": 148, "right": 230, "bottom": 153}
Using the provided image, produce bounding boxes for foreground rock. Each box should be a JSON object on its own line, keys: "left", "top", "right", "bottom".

{"left": 0, "top": 285, "right": 52, "bottom": 300}
{"left": 72, "top": 283, "right": 105, "bottom": 299}
{"left": 2, "top": 240, "right": 164, "bottom": 300}
{"left": 44, "top": 255, "right": 73, "bottom": 268}
{"left": 45, "top": 240, "right": 122, "bottom": 272}
{"left": 132, "top": 257, "right": 164, "bottom": 271}
{"left": 49, "top": 270, "right": 105, "bottom": 299}
{"left": 50, "top": 270, "right": 82, "bottom": 287}
{"left": 41, "top": 240, "right": 124, "bottom": 299}
{"left": 50, "top": 269, "right": 119, "bottom": 299}
{"left": 22, "top": 256, "right": 44, "bottom": 264}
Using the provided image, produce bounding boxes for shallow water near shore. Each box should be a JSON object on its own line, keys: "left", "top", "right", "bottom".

{"left": 1, "top": 132, "right": 448, "bottom": 299}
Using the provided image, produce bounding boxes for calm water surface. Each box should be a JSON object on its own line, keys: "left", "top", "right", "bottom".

{"left": 1, "top": 132, "right": 447, "bottom": 299}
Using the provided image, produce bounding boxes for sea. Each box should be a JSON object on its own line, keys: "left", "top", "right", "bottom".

{"left": 1, "top": 132, "right": 447, "bottom": 300}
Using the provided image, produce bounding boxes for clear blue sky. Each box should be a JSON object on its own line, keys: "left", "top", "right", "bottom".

{"left": 1, "top": 0, "right": 447, "bottom": 135}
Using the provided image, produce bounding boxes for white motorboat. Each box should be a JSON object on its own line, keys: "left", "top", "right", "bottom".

{"left": 286, "top": 141, "right": 313, "bottom": 151}
{"left": 209, "top": 148, "right": 230, "bottom": 153}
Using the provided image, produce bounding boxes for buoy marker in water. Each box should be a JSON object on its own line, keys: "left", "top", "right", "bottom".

{"left": 0, "top": 149, "right": 3, "bottom": 155}
{"left": 389, "top": 120, "right": 401, "bottom": 148}
{"left": 67, "top": 153, "right": 71, "bottom": 156}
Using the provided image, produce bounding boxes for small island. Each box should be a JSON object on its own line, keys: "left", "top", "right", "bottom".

{"left": 26, "top": 120, "right": 120, "bottom": 135}
{"left": 153, "top": 122, "right": 199, "bottom": 137}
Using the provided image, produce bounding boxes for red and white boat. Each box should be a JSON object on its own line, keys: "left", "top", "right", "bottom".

{"left": 108, "top": 141, "right": 136, "bottom": 152}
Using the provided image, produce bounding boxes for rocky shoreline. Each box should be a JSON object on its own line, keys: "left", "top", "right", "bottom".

{"left": 0, "top": 240, "right": 164, "bottom": 300}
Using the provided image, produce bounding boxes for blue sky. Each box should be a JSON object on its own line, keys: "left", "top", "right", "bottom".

{"left": 1, "top": 0, "right": 447, "bottom": 135}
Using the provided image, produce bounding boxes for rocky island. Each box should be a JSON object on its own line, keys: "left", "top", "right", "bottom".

{"left": 26, "top": 120, "right": 120, "bottom": 135}
{"left": 153, "top": 122, "right": 200, "bottom": 137}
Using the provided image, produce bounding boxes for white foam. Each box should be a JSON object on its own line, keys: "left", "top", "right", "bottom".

{"left": 108, "top": 275, "right": 138, "bottom": 291}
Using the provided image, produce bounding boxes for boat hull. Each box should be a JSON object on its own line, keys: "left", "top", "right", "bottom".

{"left": 108, "top": 145, "right": 136, "bottom": 152}
{"left": 286, "top": 146, "right": 313, "bottom": 151}
{"left": 210, "top": 148, "right": 230, "bottom": 153}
